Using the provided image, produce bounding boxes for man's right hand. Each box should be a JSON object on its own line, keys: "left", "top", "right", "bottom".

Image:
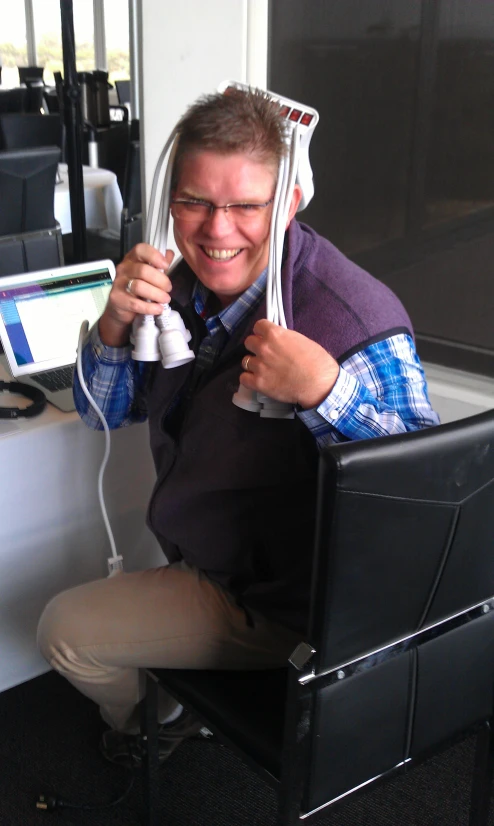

{"left": 99, "top": 244, "right": 175, "bottom": 347}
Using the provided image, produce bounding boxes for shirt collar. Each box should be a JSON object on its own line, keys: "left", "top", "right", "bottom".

{"left": 192, "top": 268, "right": 267, "bottom": 336}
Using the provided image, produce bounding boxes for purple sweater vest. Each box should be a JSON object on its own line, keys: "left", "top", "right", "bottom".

{"left": 145, "top": 221, "right": 412, "bottom": 633}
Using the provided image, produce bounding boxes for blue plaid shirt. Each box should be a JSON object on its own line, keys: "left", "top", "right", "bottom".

{"left": 74, "top": 269, "right": 440, "bottom": 446}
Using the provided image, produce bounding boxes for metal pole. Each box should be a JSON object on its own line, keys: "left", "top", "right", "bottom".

{"left": 93, "top": 0, "right": 107, "bottom": 71}
{"left": 25, "top": 0, "right": 37, "bottom": 67}
{"left": 60, "top": 0, "right": 87, "bottom": 262}
{"left": 129, "top": 0, "right": 140, "bottom": 121}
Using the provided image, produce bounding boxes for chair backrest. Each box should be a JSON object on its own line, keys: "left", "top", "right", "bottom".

{"left": 302, "top": 409, "right": 494, "bottom": 810}
{"left": 0, "top": 146, "right": 61, "bottom": 235}
{"left": 115, "top": 79, "right": 131, "bottom": 104}
{"left": 18, "top": 66, "right": 44, "bottom": 85}
{"left": 0, "top": 227, "right": 63, "bottom": 276}
{"left": 0, "top": 113, "right": 63, "bottom": 151}
{"left": 0, "top": 87, "right": 29, "bottom": 114}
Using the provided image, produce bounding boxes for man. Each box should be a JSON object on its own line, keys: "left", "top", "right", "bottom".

{"left": 37, "top": 88, "right": 439, "bottom": 768}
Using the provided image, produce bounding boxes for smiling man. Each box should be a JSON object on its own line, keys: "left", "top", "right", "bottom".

{"left": 37, "top": 88, "right": 439, "bottom": 770}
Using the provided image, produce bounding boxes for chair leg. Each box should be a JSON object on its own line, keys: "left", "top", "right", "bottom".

{"left": 141, "top": 672, "right": 161, "bottom": 826}
{"left": 469, "top": 723, "right": 494, "bottom": 826}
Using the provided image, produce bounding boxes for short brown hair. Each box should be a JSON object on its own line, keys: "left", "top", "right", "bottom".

{"left": 172, "top": 87, "right": 288, "bottom": 186}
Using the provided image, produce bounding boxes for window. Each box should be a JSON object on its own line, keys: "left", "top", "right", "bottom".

{"left": 424, "top": 0, "right": 494, "bottom": 227}
{"left": 0, "top": 1, "right": 28, "bottom": 88}
{"left": 104, "top": 0, "right": 130, "bottom": 85}
{"left": 32, "top": 0, "right": 95, "bottom": 85}
{"left": 270, "top": 0, "right": 422, "bottom": 255}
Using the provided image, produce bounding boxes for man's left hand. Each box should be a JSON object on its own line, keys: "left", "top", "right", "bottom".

{"left": 241, "top": 319, "right": 340, "bottom": 409}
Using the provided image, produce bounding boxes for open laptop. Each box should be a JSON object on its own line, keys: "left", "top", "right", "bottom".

{"left": 0, "top": 260, "right": 116, "bottom": 412}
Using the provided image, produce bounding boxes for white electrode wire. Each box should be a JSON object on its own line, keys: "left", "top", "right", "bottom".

{"left": 152, "top": 133, "right": 180, "bottom": 253}
{"left": 76, "top": 322, "right": 118, "bottom": 562}
{"left": 267, "top": 154, "right": 287, "bottom": 325}
{"left": 274, "top": 151, "right": 291, "bottom": 329}
{"left": 272, "top": 126, "right": 301, "bottom": 330}
{"left": 269, "top": 151, "right": 290, "bottom": 328}
{"left": 146, "top": 126, "right": 180, "bottom": 250}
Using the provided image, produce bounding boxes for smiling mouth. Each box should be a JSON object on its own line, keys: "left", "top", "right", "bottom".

{"left": 202, "top": 247, "right": 242, "bottom": 261}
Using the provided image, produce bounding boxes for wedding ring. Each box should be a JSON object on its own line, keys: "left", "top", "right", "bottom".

{"left": 243, "top": 356, "right": 252, "bottom": 372}
{"left": 126, "top": 278, "right": 135, "bottom": 295}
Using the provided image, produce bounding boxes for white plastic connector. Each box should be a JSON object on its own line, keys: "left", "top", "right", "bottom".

{"left": 232, "top": 384, "right": 262, "bottom": 412}
{"left": 156, "top": 305, "right": 195, "bottom": 369}
{"left": 257, "top": 394, "right": 295, "bottom": 419}
{"left": 108, "top": 554, "right": 124, "bottom": 577}
{"left": 131, "top": 314, "right": 161, "bottom": 361}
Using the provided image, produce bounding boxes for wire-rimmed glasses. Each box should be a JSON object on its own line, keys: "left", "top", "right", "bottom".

{"left": 171, "top": 197, "right": 274, "bottom": 224}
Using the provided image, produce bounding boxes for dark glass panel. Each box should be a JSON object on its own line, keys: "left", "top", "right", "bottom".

{"left": 425, "top": 2, "right": 494, "bottom": 227}
{"left": 270, "top": 0, "right": 422, "bottom": 254}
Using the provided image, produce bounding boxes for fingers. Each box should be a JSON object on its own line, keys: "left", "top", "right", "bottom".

{"left": 115, "top": 244, "right": 175, "bottom": 310}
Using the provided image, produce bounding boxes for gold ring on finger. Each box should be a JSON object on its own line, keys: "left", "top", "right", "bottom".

{"left": 126, "top": 278, "right": 135, "bottom": 295}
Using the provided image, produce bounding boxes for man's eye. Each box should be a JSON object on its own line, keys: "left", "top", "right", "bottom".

{"left": 232, "top": 204, "right": 262, "bottom": 215}
{"left": 185, "top": 201, "right": 209, "bottom": 211}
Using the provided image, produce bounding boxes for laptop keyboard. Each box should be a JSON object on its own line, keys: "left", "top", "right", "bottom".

{"left": 32, "top": 366, "right": 74, "bottom": 392}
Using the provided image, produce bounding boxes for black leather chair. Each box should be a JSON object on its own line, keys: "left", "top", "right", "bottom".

{"left": 0, "top": 146, "right": 63, "bottom": 274}
{"left": 18, "top": 66, "right": 44, "bottom": 86}
{"left": 115, "top": 79, "right": 131, "bottom": 104}
{"left": 120, "top": 139, "right": 142, "bottom": 259}
{"left": 0, "top": 87, "right": 29, "bottom": 114}
{"left": 0, "top": 228, "right": 63, "bottom": 276}
{"left": 0, "top": 113, "right": 63, "bottom": 152}
{"left": 142, "top": 409, "right": 494, "bottom": 826}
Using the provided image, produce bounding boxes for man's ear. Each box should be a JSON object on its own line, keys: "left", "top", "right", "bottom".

{"left": 285, "top": 184, "right": 303, "bottom": 228}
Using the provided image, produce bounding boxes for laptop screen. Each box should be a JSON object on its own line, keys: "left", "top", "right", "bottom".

{"left": 0, "top": 261, "right": 115, "bottom": 375}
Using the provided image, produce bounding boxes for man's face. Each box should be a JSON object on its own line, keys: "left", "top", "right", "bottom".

{"left": 172, "top": 151, "right": 277, "bottom": 308}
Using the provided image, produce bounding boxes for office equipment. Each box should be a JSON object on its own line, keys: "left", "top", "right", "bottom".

{"left": 0, "top": 260, "right": 115, "bottom": 411}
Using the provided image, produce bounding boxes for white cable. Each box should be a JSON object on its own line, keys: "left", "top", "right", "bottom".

{"left": 154, "top": 134, "right": 180, "bottom": 253}
{"left": 267, "top": 154, "right": 287, "bottom": 325}
{"left": 76, "top": 321, "right": 123, "bottom": 576}
{"left": 273, "top": 149, "right": 291, "bottom": 329}
{"left": 146, "top": 126, "right": 180, "bottom": 250}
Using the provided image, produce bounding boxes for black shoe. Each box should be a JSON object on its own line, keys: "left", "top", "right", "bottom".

{"left": 100, "top": 710, "right": 204, "bottom": 769}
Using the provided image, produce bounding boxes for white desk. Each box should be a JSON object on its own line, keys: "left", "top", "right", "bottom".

{"left": 0, "top": 379, "right": 164, "bottom": 692}
{"left": 54, "top": 163, "right": 123, "bottom": 236}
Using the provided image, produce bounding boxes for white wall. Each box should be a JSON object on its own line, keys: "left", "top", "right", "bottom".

{"left": 139, "top": 0, "right": 268, "bottom": 229}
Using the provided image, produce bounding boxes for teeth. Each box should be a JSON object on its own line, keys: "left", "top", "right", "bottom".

{"left": 204, "top": 248, "right": 240, "bottom": 260}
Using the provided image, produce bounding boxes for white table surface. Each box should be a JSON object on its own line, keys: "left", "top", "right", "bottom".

{"left": 54, "top": 163, "right": 123, "bottom": 237}
{"left": 0, "top": 365, "right": 163, "bottom": 692}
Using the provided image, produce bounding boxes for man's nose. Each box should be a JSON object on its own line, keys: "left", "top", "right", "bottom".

{"left": 203, "top": 206, "right": 232, "bottom": 235}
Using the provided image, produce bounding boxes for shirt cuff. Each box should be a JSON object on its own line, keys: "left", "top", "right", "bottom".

{"left": 89, "top": 321, "right": 133, "bottom": 365}
{"left": 296, "top": 367, "right": 362, "bottom": 441}
{"left": 316, "top": 367, "right": 360, "bottom": 426}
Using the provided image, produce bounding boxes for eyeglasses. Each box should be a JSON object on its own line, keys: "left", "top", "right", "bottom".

{"left": 170, "top": 197, "right": 274, "bottom": 223}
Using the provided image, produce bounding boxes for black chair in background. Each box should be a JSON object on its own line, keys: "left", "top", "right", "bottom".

{"left": 18, "top": 66, "right": 44, "bottom": 86}
{"left": 78, "top": 138, "right": 141, "bottom": 267}
{"left": 0, "top": 113, "right": 63, "bottom": 153}
{"left": 143, "top": 409, "right": 494, "bottom": 826}
{"left": 0, "top": 87, "right": 44, "bottom": 115}
{"left": 120, "top": 139, "right": 142, "bottom": 259}
{"left": 0, "top": 146, "right": 63, "bottom": 275}
{"left": 115, "top": 79, "right": 131, "bottom": 104}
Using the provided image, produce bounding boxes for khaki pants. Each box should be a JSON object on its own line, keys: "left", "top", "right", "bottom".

{"left": 37, "top": 561, "right": 302, "bottom": 733}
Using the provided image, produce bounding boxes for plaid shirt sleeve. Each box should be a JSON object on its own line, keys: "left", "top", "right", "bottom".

{"left": 73, "top": 323, "right": 148, "bottom": 430}
{"left": 297, "top": 333, "right": 440, "bottom": 448}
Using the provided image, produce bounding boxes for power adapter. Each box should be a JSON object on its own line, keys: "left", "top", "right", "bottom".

{"left": 36, "top": 792, "right": 66, "bottom": 811}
